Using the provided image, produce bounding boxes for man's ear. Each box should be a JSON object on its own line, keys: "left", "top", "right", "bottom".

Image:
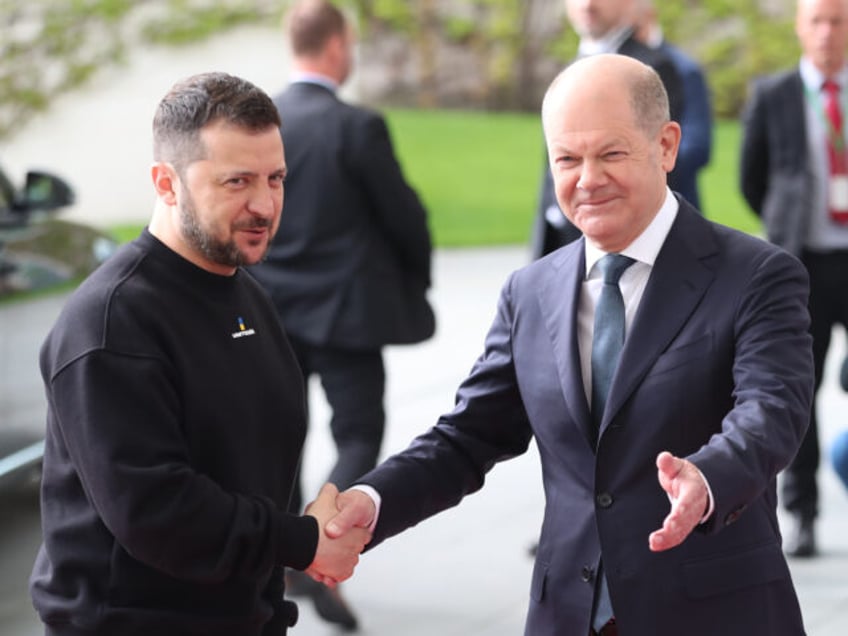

{"left": 659, "top": 121, "right": 681, "bottom": 174}
{"left": 151, "top": 162, "right": 178, "bottom": 205}
{"left": 326, "top": 31, "right": 347, "bottom": 64}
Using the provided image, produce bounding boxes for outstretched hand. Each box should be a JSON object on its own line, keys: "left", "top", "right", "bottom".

{"left": 304, "top": 483, "right": 371, "bottom": 586}
{"left": 648, "top": 451, "right": 709, "bottom": 552}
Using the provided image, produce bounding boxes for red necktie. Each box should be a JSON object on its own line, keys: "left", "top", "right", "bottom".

{"left": 823, "top": 80, "right": 848, "bottom": 223}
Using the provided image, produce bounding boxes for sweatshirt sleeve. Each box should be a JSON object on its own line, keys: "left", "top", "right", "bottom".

{"left": 45, "top": 348, "right": 318, "bottom": 581}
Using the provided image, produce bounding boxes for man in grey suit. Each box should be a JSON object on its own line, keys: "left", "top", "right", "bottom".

{"left": 249, "top": 0, "right": 433, "bottom": 628}
{"left": 740, "top": 0, "right": 848, "bottom": 558}
{"left": 310, "top": 54, "right": 813, "bottom": 636}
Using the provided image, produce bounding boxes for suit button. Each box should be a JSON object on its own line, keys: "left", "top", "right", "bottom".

{"left": 580, "top": 566, "right": 595, "bottom": 582}
{"left": 596, "top": 492, "right": 614, "bottom": 508}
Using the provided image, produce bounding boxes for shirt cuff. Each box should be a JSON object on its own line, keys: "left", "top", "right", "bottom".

{"left": 349, "top": 484, "right": 381, "bottom": 533}
{"left": 694, "top": 465, "right": 715, "bottom": 524}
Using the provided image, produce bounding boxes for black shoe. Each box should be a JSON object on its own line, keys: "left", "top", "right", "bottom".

{"left": 285, "top": 570, "right": 358, "bottom": 631}
{"left": 785, "top": 517, "right": 817, "bottom": 558}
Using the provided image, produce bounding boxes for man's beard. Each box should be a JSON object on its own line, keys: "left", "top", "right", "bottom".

{"left": 178, "top": 185, "right": 272, "bottom": 268}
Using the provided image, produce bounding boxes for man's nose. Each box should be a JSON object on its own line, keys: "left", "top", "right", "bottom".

{"left": 576, "top": 159, "right": 605, "bottom": 191}
{"left": 248, "top": 184, "right": 281, "bottom": 218}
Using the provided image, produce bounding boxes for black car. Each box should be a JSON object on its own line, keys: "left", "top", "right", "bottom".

{"left": 0, "top": 165, "right": 116, "bottom": 489}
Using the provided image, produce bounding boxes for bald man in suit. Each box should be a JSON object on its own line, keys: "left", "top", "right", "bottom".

{"left": 531, "top": 0, "right": 686, "bottom": 259}
{"left": 315, "top": 55, "right": 813, "bottom": 636}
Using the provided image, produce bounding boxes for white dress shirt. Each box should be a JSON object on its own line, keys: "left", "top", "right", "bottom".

{"left": 798, "top": 56, "right": 848, "bottom": 250}
{"left": 578, "top": 187, "right": 679, "bottom": 404}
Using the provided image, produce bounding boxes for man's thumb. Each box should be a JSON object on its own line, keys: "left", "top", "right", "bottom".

{"left": 326, "top": 508, "right": 356, "bottom": 538}
{"left": 326, "top": 491, "right": 374, "bottom": 538}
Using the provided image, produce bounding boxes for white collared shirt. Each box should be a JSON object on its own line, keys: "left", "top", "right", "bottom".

{"left": 578, "top": 187, "right": 678, "bottom": 402}
{"left": 577, "top": 25, "right": 633, "bottom": 58}
{"left": 290, "top": 71, "right": 339, "bottom": 93}
{"left": 578, "top": 189, "right": 714, "bottom": 521}
{"left": 798, "top": 57, "right": 848, "bottom": 250}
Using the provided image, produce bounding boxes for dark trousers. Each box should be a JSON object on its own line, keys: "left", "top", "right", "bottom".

{"left": 287, "top": 336, "right": 385, "bottom": 513}
{"left": 783, "top": 250, "right": 848, "bottom": 519}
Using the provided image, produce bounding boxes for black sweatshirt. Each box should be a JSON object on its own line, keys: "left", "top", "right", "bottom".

{"left": 30, "top": 229, "right": 317, "bottom": 635}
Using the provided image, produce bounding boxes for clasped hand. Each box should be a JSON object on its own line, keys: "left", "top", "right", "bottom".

{"left": 303, "top": 483, "right": 376, "bottom": 586}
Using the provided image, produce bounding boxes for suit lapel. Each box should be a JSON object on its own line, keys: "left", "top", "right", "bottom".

{"left": 601, "top": 205, "right": 718, "bottom": 434}
{"left": 536, "top": 242, "right": 595, "bottom": 446}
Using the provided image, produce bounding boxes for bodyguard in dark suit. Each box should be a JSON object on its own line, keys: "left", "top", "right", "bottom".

{"left": 633, "top": 0, "right": 713, "bottom": 210}
{"left": 531, "top": 0, "right": 685, "bottom": 259}
{"left": 739, "top": 0, "right": 848, "bottom": 558}
{"left": 249, "top": 1, "right": 433, "bottom": 627}
{"left": 314, "top": 55, "right": 813, "bottom": 636}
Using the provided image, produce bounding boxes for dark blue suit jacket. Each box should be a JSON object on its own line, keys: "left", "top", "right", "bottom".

{"left": 660, "top": 41, "right": 712, "bottom": 210}
{"left": 250, "top": 82, "right": 434, "bottom": 348}
{"left": 360, "top": 200, "right": 812, "bottom": 635}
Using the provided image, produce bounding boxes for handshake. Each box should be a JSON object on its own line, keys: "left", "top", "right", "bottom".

{"left": 302, "top": 483, "right": 377, "bottom": 586}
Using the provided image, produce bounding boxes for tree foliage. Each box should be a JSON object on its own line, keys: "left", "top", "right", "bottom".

{"left": 338, "top": 0, "right": 799, "bottom": 116}
{"left": 347, "top": 0, "right": 568, "bottom": 110}
{"left": 660, "top": 0, "right": 796, "bottom": 116}
{"left": 0, "top": 0, "right": 281, "bottom": 139}
{"left": 0, "top": 0, "right": 803, "bottom": 140}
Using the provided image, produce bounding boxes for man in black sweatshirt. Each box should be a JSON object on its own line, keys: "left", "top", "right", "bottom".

{"left": 29, "top": 72, "right": 369, "bottom": 636}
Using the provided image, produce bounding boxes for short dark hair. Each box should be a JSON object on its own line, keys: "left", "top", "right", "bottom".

{"left": 286, "top": 0, "right": 347, "bottom": 57}
{"left": 152, "top": 72, "right": 281, "bottom": 172}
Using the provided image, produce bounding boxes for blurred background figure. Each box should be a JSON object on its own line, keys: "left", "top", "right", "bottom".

{"left": 530, "top": 0, "right": 685, "bottom": 259}
{"left": 832, "top": 429, "right": 848, "bottom": 491}
{"left": 834, "top": 368, "right": 848, "bottom": 492}
{"left": 632, "top": 0, "right": 713, "bottom": 211}
{"left": 739, "top": 0, "right": 848, "bottom": 559}
{"left": 249, "top": 1, "right": 434, "bottom": 629}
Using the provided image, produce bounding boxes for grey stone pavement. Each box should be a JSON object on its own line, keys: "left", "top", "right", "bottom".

{"left": 292, "top": 245, "right": 848, "bottom": 635}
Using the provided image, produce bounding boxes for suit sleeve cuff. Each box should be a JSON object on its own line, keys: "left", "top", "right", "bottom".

{"left": 279, "top": 513, "right": 319, "bottom": 571}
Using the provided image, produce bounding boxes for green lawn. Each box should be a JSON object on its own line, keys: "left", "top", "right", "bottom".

{"left": 386, "top": 110, "right": 763, "bottom": 246}
{"left": 697, "top": 119, "right": 762, "bottom": 236}
{"left": 385, "top": 108, "right": 543, "bottom": 247}
{"left": 111, "top": 112, "right": 762, "bottom": 246}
